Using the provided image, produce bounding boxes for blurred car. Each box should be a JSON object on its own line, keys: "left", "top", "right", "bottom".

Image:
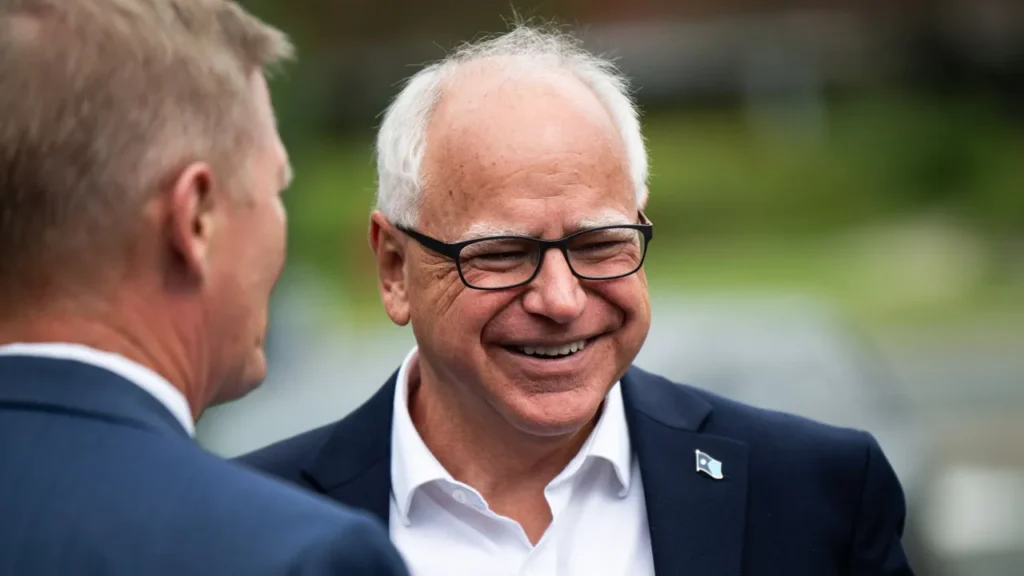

{"left": 634, "top": 293, "right": 943, "bottom": 574}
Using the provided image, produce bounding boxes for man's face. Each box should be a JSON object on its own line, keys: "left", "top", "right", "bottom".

{"left": 378, "top": 67, "right": 651, "bottom": 437}
{"left": 205, "top": 74, "right": 290, "bottom": 403}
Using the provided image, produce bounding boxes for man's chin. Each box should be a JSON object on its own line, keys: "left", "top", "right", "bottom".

{"left": 241, "top": 347, "right": 269, "bottom": 392}
{"left": 211, "top": 349, "right": 268, "bottom": 406}
{"left": 500, "top": 386, "right": 605, "bottom": 438}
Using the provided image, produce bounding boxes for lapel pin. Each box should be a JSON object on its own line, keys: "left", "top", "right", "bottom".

{"left": 695, "top": 449, "right": 724, "bottom": 480}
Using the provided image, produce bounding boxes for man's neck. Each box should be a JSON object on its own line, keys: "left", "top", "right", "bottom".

{"left": 0, "top": 302, "right": 203, "bottom": 420}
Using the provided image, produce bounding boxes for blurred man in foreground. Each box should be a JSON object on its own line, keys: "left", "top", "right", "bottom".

{"left": 0, "top": 1, "right": 407, "bottom": 574}
{"left": 243, "top": 25, "right": 914, "bottom": 576}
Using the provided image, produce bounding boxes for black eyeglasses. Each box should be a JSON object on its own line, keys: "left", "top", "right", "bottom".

{"left": 395, "top": 212, "right": 654, "bottom": 290}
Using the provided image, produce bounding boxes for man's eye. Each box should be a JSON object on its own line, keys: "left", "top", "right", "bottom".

{"left": 577, "top": 241, "right": 623, "bottom": 252}
{"left": 476, "top": 251, "right": 528, "bottom": 262}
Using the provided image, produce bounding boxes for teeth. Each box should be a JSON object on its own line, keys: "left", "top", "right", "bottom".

{"left": 517, "top": 339, "right": 588, "bottom": 358}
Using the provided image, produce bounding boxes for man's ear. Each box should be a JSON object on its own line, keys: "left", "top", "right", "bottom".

{"left": 369, "top": 210, "right": 410, "bottom": 326}
{"left": 167, "top": 162, "right": 217, "bottom": 283}
{"left": 638, "top": 185, "right": 650, "bottom": 211}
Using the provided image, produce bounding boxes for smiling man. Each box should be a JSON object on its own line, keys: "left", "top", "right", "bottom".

{"left": 241, "top": 25, "right": 915, "bottom": 576}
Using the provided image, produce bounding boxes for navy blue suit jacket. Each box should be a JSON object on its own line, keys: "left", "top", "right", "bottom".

{"left": 0, "top": 356, "right": 409, "bottom": 576}
{"left": 240, "top": 366, "right": 915, "bottom": 576}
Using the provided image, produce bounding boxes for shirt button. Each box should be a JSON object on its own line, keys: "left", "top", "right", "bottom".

{"left": 452, "top": 489, "right": 469, "bottom": 505}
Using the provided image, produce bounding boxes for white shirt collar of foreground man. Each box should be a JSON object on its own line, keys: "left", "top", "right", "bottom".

{"left": 389, "top": 346, "right": 654, "bottom": 576}
{"left": 0, "top": 342, "right": 195, "bottom": 437}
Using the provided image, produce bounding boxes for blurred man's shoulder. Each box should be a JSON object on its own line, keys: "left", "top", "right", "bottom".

{"left": 235, "top": 378, "right": 396, "bottom": 482}
{"left": 184, "top": 439, "right": 348, "bottom": 520}
{"left": 234, "top": 419, "right": 337, "bottom": 483}
{"left": 157, "top": 439, "right": 400, "bottom": 564}
{"left": 2, "top": 419, "right": 396, "bottom": 574}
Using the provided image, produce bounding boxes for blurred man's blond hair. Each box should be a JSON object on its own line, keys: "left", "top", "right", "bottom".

{"left": 0, "top": 0, "right": 293, "bottom": 308}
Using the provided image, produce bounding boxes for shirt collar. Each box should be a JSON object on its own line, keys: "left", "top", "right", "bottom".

{"left": 390, "top": 346, "right": 455, "bottom": 525}
{"left": 389, "top": 346, "right": 634, "bottom": 525}
{"left": 583, "top": 379, "right": 633, "bottom": 497}
{"left": 0, "top": 342, "right": 196, "bottom": 437}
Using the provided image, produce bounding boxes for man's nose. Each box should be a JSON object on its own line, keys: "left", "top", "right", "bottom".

{"left": 521, "top": 248, "right": 586, "bottom": 324}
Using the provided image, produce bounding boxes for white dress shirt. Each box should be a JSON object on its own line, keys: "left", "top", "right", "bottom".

{"left": 389, "top": 347, "right": 655, "bottom": 576}
{"left": 0, "top": 342, "right": 195, "bottom": 436}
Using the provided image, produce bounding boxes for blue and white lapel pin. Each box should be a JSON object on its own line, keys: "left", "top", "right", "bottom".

{"left": 695, "top": 449, "right": 724, "bottom": 480}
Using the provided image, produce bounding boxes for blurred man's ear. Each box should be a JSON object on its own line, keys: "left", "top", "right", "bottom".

{"left": 167, "top": 162, "right": 217, "bottom": 283}
{"left": 638, "top": 185, "right": 649, "bottom": 211}
{"left": 369, "top": 211, "right": 411, "bottom": 326}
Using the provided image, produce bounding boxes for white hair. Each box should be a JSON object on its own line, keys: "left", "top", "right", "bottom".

{"left": 374, "top": 24, "right": 649, "bottom": 228}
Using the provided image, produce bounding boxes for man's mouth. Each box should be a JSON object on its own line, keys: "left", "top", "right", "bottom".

{"left": 503, "top": 338, "right": 594, "bottom": 359}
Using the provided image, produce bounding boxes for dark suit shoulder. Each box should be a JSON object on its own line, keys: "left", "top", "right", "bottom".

{"left": 633, "top": 366, "right": 874, "bottom": 453}
{"left": 278, "top": 512, "right": 409, "bottom": 575}
{"left": 0, "top": 407, "right": 405, "bottom": 575}
{"left": 136, "top": 440, "right": 407, "bottom": 574}
{"left": 236, "top": 376, "right": 397, "bottom": 492}
{"left": 699, "top": 383, "right": 872, "bottom": 448}
{"left": 689, "top": 383, "right": 911, "bottom": 574}
{"left": 627, "top": 366, "right": 879, "bottom": 502}
{"left": 628, "top": 367, "right": 912, "bottom": 574}
{"left": 194, "top": 454, "right": 407, "bottom": 575}
{"left": 188, "top": 436, "right": 335, "bottom": 517}
{"left": 235, "top": 420, "right": 336, "bottom": 485}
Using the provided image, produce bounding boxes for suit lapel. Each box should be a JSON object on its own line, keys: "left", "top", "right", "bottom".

{"left": 321, "top": 458, "right": 392, "bottom": 525}
{"left": 623, "top": 367, "right": 749, "bottom": 576}
{"left": 301, "top": 374, "right": 398, "bottom": 527}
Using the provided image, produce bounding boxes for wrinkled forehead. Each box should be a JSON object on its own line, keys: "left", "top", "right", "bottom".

{"left": 419, "top": 61, "right": 636, "bottom": 240}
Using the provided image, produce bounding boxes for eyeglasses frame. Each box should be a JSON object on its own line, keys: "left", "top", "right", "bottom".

{"left": 395, "top": 211, "right": 654, "bottom": 291}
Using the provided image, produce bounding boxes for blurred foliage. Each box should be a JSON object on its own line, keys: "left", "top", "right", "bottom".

{"left": 274, "top": 92, "right": 1022, "bottom": 327}
{"left": 238, "top": 0, "right": 1022, "bottom": 328}
{"left": 645, "top": 94, "right": 1024, "bottom": 241}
